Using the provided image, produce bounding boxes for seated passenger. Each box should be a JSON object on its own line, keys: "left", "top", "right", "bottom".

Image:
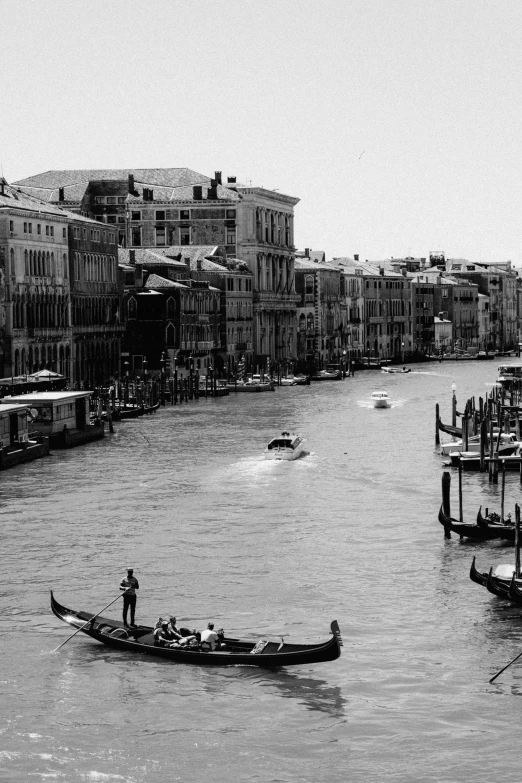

{"left": 200, "top": 622, "right": 221, "bottom": 651}
{"left": 154, "top": 621, "right": 177, "bottom": 647}
{"left": 167, "top": 616, "right": 183, "bottom": 640}
{"left": 169, "top": 615, "right": 198, "bottom": 646}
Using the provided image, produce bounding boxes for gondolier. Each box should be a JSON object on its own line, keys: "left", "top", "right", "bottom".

{"left": 120, "top": 568, "right": 139, "bottom": 628}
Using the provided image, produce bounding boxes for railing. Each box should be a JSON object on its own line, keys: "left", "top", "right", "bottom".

{"left": 197, "top": 341, "right": 213, "bottom": 350}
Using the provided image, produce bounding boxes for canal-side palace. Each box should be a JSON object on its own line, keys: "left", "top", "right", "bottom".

{"left": 0, "top": 167, "right": 520, "bottom": 383}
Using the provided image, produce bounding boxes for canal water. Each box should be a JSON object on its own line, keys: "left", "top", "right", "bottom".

{"left": 3, "top": 360, "right": 522, "bottom": 782}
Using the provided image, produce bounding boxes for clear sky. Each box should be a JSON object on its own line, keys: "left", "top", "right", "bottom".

{"left": 2, "top": 0, "right": 521, "bottom": 264}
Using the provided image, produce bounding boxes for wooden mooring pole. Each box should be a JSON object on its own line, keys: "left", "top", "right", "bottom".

{"left": 435, "top": 403, "right": 440, "bottom": 446}
{"left": 442, "top": 471, "right": 452, "bottom": 539}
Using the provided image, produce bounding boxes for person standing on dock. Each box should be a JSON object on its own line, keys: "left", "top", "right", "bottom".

{"left": 119, "top": 568, "right": 139, "bottom": 628}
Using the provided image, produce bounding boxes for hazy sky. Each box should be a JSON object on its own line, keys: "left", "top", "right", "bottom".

{"left": 2, "top": 0, "right": 521, "bottom": 263}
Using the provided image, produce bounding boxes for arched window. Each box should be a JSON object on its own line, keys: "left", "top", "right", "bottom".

{"left": 166, "top": 297, "right": 176, "bottom": 319}
{"left": 306, "top": 313, "right": 314, "bottom": 332}
{"left": 299, "top": 314, "right": 306, "bottom": 332}
{"left": 127, "top": 296, "right": 137, "bottom": 320}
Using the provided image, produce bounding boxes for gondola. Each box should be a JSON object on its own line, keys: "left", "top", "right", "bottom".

{"left": 438, "top": 418, "right": 463, "bottom": 438}
{"left": 438, "top": 505, "right": 499, "bottom": 540}
{"left": 115, "top": 401, "right": 160, "bottom": 420}
{"left": 476, "top": 506, "right": 515, "bottom": 542}
{"left": 50, "top": 592, "right": 342, "bottom": 668}
{"left": 508, "top": 574, "right": 522, "bottom": 606}
{"left": 470, "top": 557, "right": 519, "bottom": 597}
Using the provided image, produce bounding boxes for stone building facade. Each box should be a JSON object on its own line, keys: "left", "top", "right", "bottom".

{"left": 294, "top": 252, "right": 342, "bottom": 370}
{"left": 0, "top": 180, "right": 72, "bottom": 378}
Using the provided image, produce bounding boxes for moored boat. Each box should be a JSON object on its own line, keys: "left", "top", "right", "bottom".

{"left": 381, "top": 366, "right": 410, "bottom": 374}
{"left": 264, "top": 431, "right": 305, "bottom": 461}
{"left": 50, "top": 592, "right": 342, "bottom": 667}
{"left": 438, "top": 505, "right": 499, "bottom": 541}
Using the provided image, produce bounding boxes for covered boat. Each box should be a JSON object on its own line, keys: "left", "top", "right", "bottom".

{"left": 264, "top": 431, "right": 305, "bottom": 461}
{"left": 50, "top": 592, "right": 342, "bottom": 668}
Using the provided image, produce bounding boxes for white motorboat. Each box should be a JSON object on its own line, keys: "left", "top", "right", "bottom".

{"left": 371, "top": 391, "right": 390, "bottom": 408}
{"left": 441, "top": 432, "right": 519, "bottom": 457}
{"left": 264, "top": 431, "right": 305, "bottom": 460}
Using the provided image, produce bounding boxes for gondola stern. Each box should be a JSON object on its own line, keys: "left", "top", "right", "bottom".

{"left": 330, "top": 620, "right": 343, "bottom": 648}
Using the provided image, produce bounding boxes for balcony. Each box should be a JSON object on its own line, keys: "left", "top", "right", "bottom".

{"left": 197, "top": 341, "right": 213, "bottom": 350}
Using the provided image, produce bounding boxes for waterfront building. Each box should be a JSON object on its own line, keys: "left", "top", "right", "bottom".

{"left": 119, "top": 246, "right": 253, "bottom": 376}
{"left": 294, "top": 251, "right": 342, "bottom": 371}
{"left": 0, "top": 179, "right": 72, "bottom": 378}
{"left": 477, "top": 293, "right": 491, "bottom": 350}
{"left": 14, "top": 168, "right": 300, "bottom": 366}
{"left": 120, "top": 249, "right": 221, "bottom": 378}
{"left": 409, "top": 273, "right": 435, "bottom": 355}
{"left": 333, "top": 257, "right": 412, "bottom": 361}
{"left": 434, "top": 316, "right": 452, "bottom": 352}
{"left": 446, "top": 259, "right": 518, "bottom": 350}
{"left": 69, "top": 215, "right": 123, "bottom": 386}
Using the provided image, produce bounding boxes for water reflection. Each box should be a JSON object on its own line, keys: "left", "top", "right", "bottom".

{"left": 233, "top": 668, "right": 347, "bottom": 718}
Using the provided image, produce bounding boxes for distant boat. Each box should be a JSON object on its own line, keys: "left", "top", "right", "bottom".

{"left": 264, "top": 431, "right": 305, "bottom": 460}
{"left": 371, "top": 391, "right": 390, "bottom": 408}
{"left": 381, "top": 366, "right": 410, "bottom": 374}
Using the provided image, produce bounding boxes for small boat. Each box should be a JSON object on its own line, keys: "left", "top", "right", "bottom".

{"left": 113, "top": 401, "right": 160, "bottom": 420}
{"left": 381, "top": 366, "right": 410, "bottom": 374}
{"left": 50, "top": 592, "right": 342, "bottom": 668}
{"left": 227, "top": 380, "right": 275, "bottom": 392}
{"left": 264, "top": 431, "right": 305, "bottom": 461}
{"left": 311, "top": 369, "right": 342, "bottom": 381}
{"left": 371, "top": 391, "right": 390, "bottom": 408}
{"left": 438, "top": 505, "right": 500, "bottom": 541}
{"left": 280, "top": 377, "right": 297, "bottom": 386}
{"left": 470, "top": 556, "right": 521, "bottom": 597}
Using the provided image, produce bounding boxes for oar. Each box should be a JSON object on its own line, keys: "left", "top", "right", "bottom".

{"left": 51, "top": 592, "right": 124, "bottom": 653}
{"left": 489, "top": 649, "right": 522, "bottom": 684}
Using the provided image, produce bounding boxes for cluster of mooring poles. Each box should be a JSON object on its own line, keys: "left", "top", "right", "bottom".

{"left": 436, "top": 377, "right": 522, "bottom": 682}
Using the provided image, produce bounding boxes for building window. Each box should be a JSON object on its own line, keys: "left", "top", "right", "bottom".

{"left": 155, "top": 226, "right": 166, "bottom": 246}
{"left": 155, "top": 210, "right": 166, "bottom": 221}
{"left": 37, "top": 224, "right": 41, "bottom": 234}
{"left": 95, "top": 197, "right": 104, "bottom": 204}
{"left": 227, "top": 277, "right": 234, "bottom": 291}
{"left": 305, "top": 275, "right": 314, "bottom": 303}
{"left": 226, "top": 227, "right": 236, "bottom": 245}
{"left": 50, "top": 226, "right": 54, "bottom": 237}
{"left": 107, "top": 197, "right": 117, "bottom": 205}
{"left": 118, "top": 197, "right": 126, "bottom": 204}
{"left": 131, "top": 211, "right": 141, "bottom": 221}
{"left": 9, "top": 220, "right": 14, "bottom": 232}
{"left": 180, "top": 209, "right": 190, "bottom": 220}
{"left": 131, "top": 227, "right": 142, "bottom": 247}
{"left": 63, "top": 227, "right": 67, "bottom": 238}
{"left": 226, "top": 209, "right": 236, "bottom": 219}
{"left": 180, "top": 227, "right": 190, "bottom": 245}
{"left": 117, "top": 216, "right": 125, "bottom": 223}
{"left": 27, "top": 223, "right": 32, "bottom": 234}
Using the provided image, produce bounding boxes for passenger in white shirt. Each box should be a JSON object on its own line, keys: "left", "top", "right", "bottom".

{"left": 200, "top": 623, "right": 220, "bottom": 650}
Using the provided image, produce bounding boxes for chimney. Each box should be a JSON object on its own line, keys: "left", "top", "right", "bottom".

{"left": 207, "top": 186, "right": 218, "bottom": 200}
{"left": 0, "top": 178, "right": 5, "bottom": 196}
{"left": 214, "top": 171, "right": 222, "bottom": 185}
{"left": 193, "top": 185, "right": 202, "bottom": 200}
{"left": 129, "top": 249, "right": 136, "bottom": 264}
{"left": 379, "top": 266, "right": 384, "bottom": 276}
{"left": 354, "top": 254, "right": 359, "bottom": 261}
{"left": 134, "top": 262, "right": 143, "bottom": 287}
{"left": 227, "top": 176, "right": 236, "bottom": 183}
{"left": 401, "top": 267, "right": 407, "bottom": 277}
{"left": 185, "top": 257, "right": 191, "bottom": 275}
{"left": 304, "top": 248, "right": 310, "bottom": 258}
{"left": 197, "top": 258, "right": 202, "bottom": 271}
{"left": 128, "top": 174, "right": 135, "bottom": 194}
{"left": 58, "top": 187, "right": 64, "bottom": 202}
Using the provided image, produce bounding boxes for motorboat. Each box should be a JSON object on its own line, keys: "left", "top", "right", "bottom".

{"left": 497, "top": 364, "right": 522, "bottom": 389}
{"left": 381, "top": 366, "right": 410, "bottom": 374}
{"left": 371, "top": 391, "right": 390, "bottom": 408}
{"left": 280, "top": 377, "right": 297, "bottom": 386}
{"left": 441, "top": 432, "right": 516, "bottom": 457}
{"left": 264, "top": 431, "right": 305, "bottom": 460}
{"left": 311, "top": 369, "right": 342, "bottom": 381}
